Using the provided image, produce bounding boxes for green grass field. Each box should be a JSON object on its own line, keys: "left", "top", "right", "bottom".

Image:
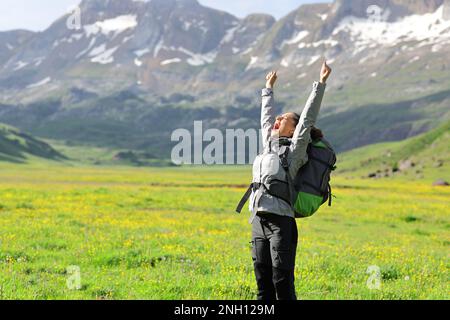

{"left": 0, "top": 163, "right": 448, "bottom": 300}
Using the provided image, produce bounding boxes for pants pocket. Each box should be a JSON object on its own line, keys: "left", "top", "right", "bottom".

{"left": 271, "top": 245, "right": 294, "bottom": 270}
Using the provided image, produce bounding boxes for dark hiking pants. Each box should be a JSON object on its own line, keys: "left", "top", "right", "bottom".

{"left": 251, "top": 212, "right": 298, "bottom": 300}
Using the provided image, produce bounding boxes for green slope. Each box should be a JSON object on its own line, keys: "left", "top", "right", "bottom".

{"left": 44, "top": 139, "right": 174, "bottom": 167}
{"left": 337, "top": 120, "right": 450, "bottom": 182}
{"left": 0, "top": 122, "right": 173, "bottom": 167}
{"left": 0, "top": 123, "right": 65, "bottom": 163}
{"left": 317, "top": 88, "right": 450, "bottom": 152}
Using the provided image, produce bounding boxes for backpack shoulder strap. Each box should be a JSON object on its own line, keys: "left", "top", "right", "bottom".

{"left": 319, "top": 138, "right": 335, "bottom": 152}
{"left": 235, "top": 184, "right": 254, "bottom": 214}
{"left": 279, "top": 146, "right": 290, "bottom": 170}
{"left": 279, "top": 147, "right": 296, "bottom": 206}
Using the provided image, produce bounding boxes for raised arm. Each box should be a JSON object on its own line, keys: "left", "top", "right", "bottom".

{"left": 261, "top": 71, "right": 277, "bottom": 150}
{"left": 288, "top": 61, "right": 332, "bottom": 177}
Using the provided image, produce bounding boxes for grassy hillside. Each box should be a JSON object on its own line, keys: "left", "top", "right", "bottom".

{"left": 1, "top": 116, "right": 448, "bottom": 182}
{"left": 0, "top": 123, "right": 65, "bottom": 163}
{"left": 337, "top": 120, "right": 450, "bottom": 182}
{"left": 44, "top": 139, "right": 174, "bottom": 167}
{"left": 0, "top": 122, "right": 172, "bottom": 167}
{"left": 317, "top": 88, "right": 450, "bottom": 152}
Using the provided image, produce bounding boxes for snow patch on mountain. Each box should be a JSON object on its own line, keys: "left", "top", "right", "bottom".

{"left": 122, "top": 35, "right": 134, "bottom": 44}
{"left": 84, "top": 25, "right": 100, "bottom": 37}
{"left": 280, "top": 30, "right": 309, "bottom": 49}
{"left": 333, "top": 5, "right": 450, "bottom": 49}
{"left": 280, "top": 59, "right": 289, "bottom": 67}
{"left": 178, "top": 17, "right": 209, "bottom": 34}
{"left": 177, "top": 47, "right": 217, "bottom": 66}
{"left": 307, "top": 55, "right": 320, "bottom": 66}
{"left": 161, "top": 58, "right": 181, "bottom": 66}
{"left": 27, "top": 77, "right": 51, "bottom": 88}
{"left": 60, "top": 33, "right": 84, "bottom": 44}
{"left": 409, "top": 56, "right": 420, "bottom": 63}
{"left": 311, "top": 39, "right": 339, "bottom": 48}
{"left": 13, "top": 61, "right": 29, "bottom": 71}
{"left": 245, "top": 56, "right": 258, "bottom": 70}
{"left": 90, "top": 46, "right": 119, "bottom": 64}
{"left": 77, "top": 38, "right": 97, "bottom": 59}
{"left": 89, "top": 44, "right": 107, "bottom": 57}
{"left": 240, "top": 47, "right": 253, "bottom": 55}
{"left": 318, "top": 14, "right": 328, "bottom": 21}
{"left": 83, "top": 15, "right": 138, "bottom": 37}
{"left": 221, "top": 26, "right": 239, "bottom": 44}
{"left": 135, "top": 48, "right": 151, "bottom": 57}
{"left": 34, "top": 57, "right": 44, "bottom": 66}
{"left": 182, "top": 21, "right": 192, "bottom": 31}
{"left": 153, "top": 40, "right": 164, "bottom": 57}
{"left": 153, "top": 45, "right": 217, "bottom": 66}
{"left": 431, "top": 43, "right": 444, "bottom": 52}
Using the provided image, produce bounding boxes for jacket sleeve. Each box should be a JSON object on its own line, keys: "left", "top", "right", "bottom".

{"left": 288, "top": 81, "right": 326, "bottom": 178}
{"left": 261, "top": 88, "right": 276, "bottom": 150}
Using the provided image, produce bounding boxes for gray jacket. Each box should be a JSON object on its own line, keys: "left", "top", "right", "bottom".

{"left": 249, "top": 81, "right": 326, "bottom": 221}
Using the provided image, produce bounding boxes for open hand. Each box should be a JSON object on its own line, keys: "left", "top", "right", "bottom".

{"left": 320, "top": 61, "right": 332, "bottom": 84}
{"left": 265, "top": 70, "right": 277, "bottom": 89}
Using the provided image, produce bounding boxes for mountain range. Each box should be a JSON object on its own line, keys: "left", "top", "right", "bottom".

{"left": 0, "top": 0, "right": 449, "bottom": 160}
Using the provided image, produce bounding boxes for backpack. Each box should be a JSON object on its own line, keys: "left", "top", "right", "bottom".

{"left": 236, "top": 138, "right": 337, "bottom": 218}
{"left": 284, "top": 138, "right": 337, "bottom": 218}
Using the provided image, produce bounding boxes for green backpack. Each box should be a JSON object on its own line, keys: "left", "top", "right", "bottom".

{"left": 284, "top": 138, "right": 337, "bottom": 218}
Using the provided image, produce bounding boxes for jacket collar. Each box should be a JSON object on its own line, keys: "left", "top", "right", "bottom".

{"left": 267, "top": 136, "right": 292, "bottom": 153}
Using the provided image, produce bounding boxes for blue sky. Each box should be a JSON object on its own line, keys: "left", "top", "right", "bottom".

{"left": 0, "top": 0, "right": 330, "bottom": 31}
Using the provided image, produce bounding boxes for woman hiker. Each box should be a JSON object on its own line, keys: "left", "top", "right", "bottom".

{"left": 248, "top": 61, "right": 332, "bottom": 300}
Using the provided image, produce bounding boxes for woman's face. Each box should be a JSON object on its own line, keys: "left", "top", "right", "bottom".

{"left": 272, "top": 113, "right": 297, "bottom": 138}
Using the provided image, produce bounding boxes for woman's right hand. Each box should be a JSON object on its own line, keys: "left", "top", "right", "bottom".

{"left": 265, "top": 70, "right": 277, "bottom": 89}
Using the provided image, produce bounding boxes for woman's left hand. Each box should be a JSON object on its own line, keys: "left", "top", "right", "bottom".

{"left": 320, "top": 61, "right": 332, "bottom": 84}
